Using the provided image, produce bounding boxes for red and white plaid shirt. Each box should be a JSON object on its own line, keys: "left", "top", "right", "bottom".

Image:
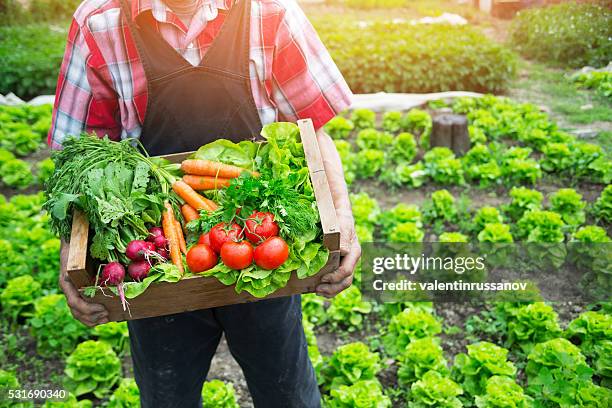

{"left": 48, "top": 0, "right": 352, "bottom": 149}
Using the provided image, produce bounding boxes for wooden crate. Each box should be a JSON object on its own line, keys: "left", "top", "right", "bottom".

{"left": 66, "top": 119, "right": 341, "bottom": 321}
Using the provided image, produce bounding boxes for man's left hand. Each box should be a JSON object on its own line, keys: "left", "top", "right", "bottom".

{"left": 316, "top": 209, "right": 361, "bottom": 298}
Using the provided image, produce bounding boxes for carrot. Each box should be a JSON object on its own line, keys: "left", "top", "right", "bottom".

{"left": 202, "top": 197, "right": 218, "bottom": 211}
{"left": 183, "top": 175, "right": 231, "bottom": 190}
{"left": 181, "top": 159, "right": 259, "bottom": 178}
{"left": 172, "top": 180, "right": 214, "bottom": 211}
{"left": 181, "top": 204, "right": 200, "bottom": 223}
{"left": 174, "top": 219, "right": 187, "bottom": 255}
{"left": 163, "top": 202, "right": 184, "bottom": 274}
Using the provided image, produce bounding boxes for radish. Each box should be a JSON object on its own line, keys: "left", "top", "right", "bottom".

{"left": 126, "top": 240, "right": 155, "bottom": 261}
{"left": 128, "top": 260, "right": 151, "bottom": 281}
{"left": 147, "top": 226, "right": 164, "bottom": 242}
{"left": 100, "top": 262, "right": 125, "bottom": 286}
{"left": 153, "top": 234, "right": 168, "bottom": 249}
{"left": 157, "top": 247, "right": 169, "bottom": 260}
{"left": 100, "top": 262, "right": 129, "bottom": 313}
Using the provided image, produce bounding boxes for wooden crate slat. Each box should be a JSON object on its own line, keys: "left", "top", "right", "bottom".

{"left": 298, "top": 119, "right": 341, "bottom": 251}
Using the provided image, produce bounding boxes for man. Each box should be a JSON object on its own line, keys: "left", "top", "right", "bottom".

{"left": 49, "top": 0, "right": 360, "bottom": 406}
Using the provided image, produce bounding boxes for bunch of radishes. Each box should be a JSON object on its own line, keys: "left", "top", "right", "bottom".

{"left": 99, "top": 226, "right": 169, "bottom": 287}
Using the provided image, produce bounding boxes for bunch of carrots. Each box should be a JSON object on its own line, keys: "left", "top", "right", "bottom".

{"left": 161, "top": 159, "right": 258, "bottom": 273}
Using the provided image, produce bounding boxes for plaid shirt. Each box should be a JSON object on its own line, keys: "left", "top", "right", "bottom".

{"left": 48, "top": 0, "right": 352, "bottom": 149}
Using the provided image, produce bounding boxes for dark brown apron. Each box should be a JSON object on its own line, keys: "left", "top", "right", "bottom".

{"left": 119, "top": 0, "right": 262, "bottom": 156}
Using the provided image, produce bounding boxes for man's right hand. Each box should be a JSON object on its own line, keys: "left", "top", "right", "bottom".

{"left": 60, "top": 240, "right": 109, "bottom": 327}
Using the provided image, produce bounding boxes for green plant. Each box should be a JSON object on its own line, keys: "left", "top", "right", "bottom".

{"left": 549, "top": 188, "right": 586, "bottom": 229}
{"left": 350, "top": 109, "right": 376, "bottom": 131}
{"left": 423, "top": 190, "right": 457, "bottom": 233}
{"left": 335, "top": 140, "right": 356, "bottom": 184}
{"left": 0, "top": 369, "right": 24, "bottom": 408}
{"left": 382, "top": 111, "right": 402, "bottom": 134}
{"left": 477, "top": 223, "right": 513, "bottom": 243}
{"left": 388, "top": 222, "right": 425, "bottom": 243}
{"left": 0, "top": 24, "right": 67, "bottom": 98}
{"left": 439, "top": 232, "right": 468, "bottom": 243}
{"left": 424, "top": 147, "right": 464, "bottom": 185}
{"left": 44, "top": 393, "right": 92, "bottom": 407}
{"left": 462, "top": 144, "right": 501, "bottom": 188}
{"left": 377, "top": 203, "right": 422, "bottom": 237}
{"left": 401, "top": 109, "right": 432, "bottom": 139}
{"left": 325, "top": 117, "right": 354, "bottom": 140}
{"left": 565, "top": 311, "right": 612, "bottom": 360}
{"left": 504, "top": 187, "right": 543, "bottom": 221}
{"left": 592, "top": 184, "right": 612, "bottom": 223}
{"left": 107, "top": 378, "right": 140, "bottom": 408}
{"left": 327, "top": 286, "right": 372, "bottom": 331}
{"left": 474, "top": 376, "right": 533, "bottom": 408}
{"left": 389, "top": 132, "right": 417, "bottom": 163}
{"left": 36, "top": 158, "right": 55, "bottom": 185}
{"left": 383, "top": 161, "right": 427, "bottom": 188}
{"left": 572, "top": 225, "right": 609, "bottom": 243}
{"left": 354, "top": 148, "right": 385, "bottom": 179}
{"left": 509, "top": 2, "right": 612, "bottom": 68}
{"left": 356, "top": 129, "right": 393, "bottom": 150}
{"left": 501, "top": 158, "right": 541, "bottom": 186}
{"left": 409, "top": 370, "right": 463, "bottom": 408}
{"left": 383, "top": 308, "right": 442, "bottom": 357}
{"left": 472, "top": 207, "right": 503, "bottom": 234}
{"left": 541, "top": 142, "right": 574, "bottom": 173}
{"left": 1, "top": 158, "right": 34, "bottom": 188}
{"left": 571, "top": 70, "right": 612, "bottom": 99}
{"left": 302, "top": 293, "right": 328, "bottom": 326}
{"left": 315, "top": 20, "right": 517, "bottom": 94}
{"left": 506, "top": 303, "right": 562, "bottom": 353}
{"left": 326, "top": 380, "right": 391, "bottom": 408}
{"left": 1, "top": 275, "right": 41, "bottom": 321}
{"left": 29, "top": 294, "right": 88, "bottom": 357}
{"left": 202, "top": 380, "right": 239, "bottom": 408}
{"left": 452, "top": 341, "right": 516, "bottom": 397}
{"left": 64, "top": 340, "right": 121, "bottom": 398}
{"left": 0, "top": 122, "right": 42, "bottom": 156}
{"left": 397, "top": 337, "right": 449, "bottom": 386}
{"left": 350, "top": 192, "right": 380, "bottom": 227}
{"left": 525, "top": 338, "right": 608, "bottom": 407}
{"left": 568, "top": 226, "right": 610, "bottom": 299}
{"left": 92, "top": 322, "right": 129, "bottom": 356}
{"left": 516, "top": 210, "right": 565, "bottom": 243}
{"left": 322, "top": 342, "right": 381, "bottom": 390}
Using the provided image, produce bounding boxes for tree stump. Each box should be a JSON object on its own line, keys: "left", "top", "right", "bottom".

{"left": 430, "top": 114, "right": 470, "bottom": 155}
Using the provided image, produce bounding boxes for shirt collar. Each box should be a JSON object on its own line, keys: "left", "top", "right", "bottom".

{"left": 131, "top": 0, "right": 232, "bottom": 23}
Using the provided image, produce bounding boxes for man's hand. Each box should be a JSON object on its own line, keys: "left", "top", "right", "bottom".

{"left": 59, "top": 240, "right": 109, "bottom": 327}
{"left": 315, "top": 128, "right": 362, "bottom": 298}
{"left": 316, "top": 209, "right": 361, "bottom": 298}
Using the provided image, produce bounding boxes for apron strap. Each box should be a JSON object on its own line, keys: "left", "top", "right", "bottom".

{"left": 200, "top": 0, "right": 252, "bottom": 79}
{"left": 118, "top": 0, "right": 192, "bottom": 80}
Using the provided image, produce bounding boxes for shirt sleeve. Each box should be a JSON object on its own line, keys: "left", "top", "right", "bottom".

{"left": 271, "top": 0, "right": 352, "bottom": 130}
{"left": 48, "top": 19, "right": 120, "bottom": 150}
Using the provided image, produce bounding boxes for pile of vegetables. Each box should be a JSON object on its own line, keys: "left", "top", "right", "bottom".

{"left": 44, "top": 122, "right": 328, "bottom": 307}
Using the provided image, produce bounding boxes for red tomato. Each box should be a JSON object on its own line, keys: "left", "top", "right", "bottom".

{"left": 209, "top": 223, "right": 242, "bottom": 253}
{"left": 186, "top": 244, "right": 217, "bottom": 273}
{"left": 220, "top": 241, "right": 254, "bottom": 270}
{"left": 254, "top": 237, "right": 289, "bottom": 270}
{"left": 198, "top": 232, "right": 212, "bottom": 247}
{"left": 244, "top": 211, "right": 279, "bottom": 244}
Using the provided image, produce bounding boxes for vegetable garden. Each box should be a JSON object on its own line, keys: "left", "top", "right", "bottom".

{"left": 1, "top": 0, "right": 611, "bottom": 407}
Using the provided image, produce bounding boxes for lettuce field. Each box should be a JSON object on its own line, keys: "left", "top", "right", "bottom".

{"left": 1, "top": 0, "right": 611, "bottom": 407}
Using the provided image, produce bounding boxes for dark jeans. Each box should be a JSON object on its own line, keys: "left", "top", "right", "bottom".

{"left": 127, "top": 295, "right": 321, "bottom": 408}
